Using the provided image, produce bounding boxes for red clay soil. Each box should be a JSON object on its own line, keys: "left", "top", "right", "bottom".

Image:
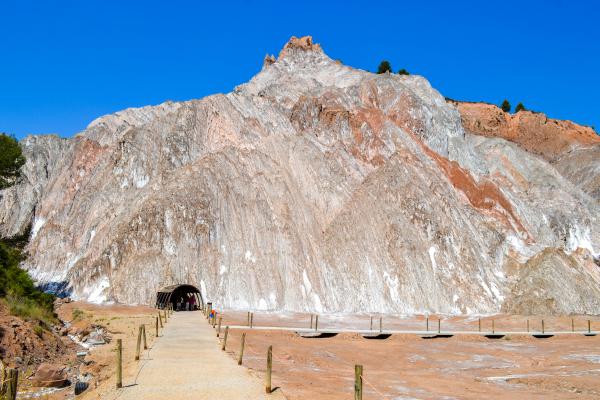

{"left": 216, "top": 312, "right": 600, "bottom": 399}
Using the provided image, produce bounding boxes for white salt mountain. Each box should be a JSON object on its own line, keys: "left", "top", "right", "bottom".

{"left": 2, "top": 36, "right": 599, "bottom": 314}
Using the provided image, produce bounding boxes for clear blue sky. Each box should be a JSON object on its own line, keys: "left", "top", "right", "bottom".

{"left": 1, "top": 1, "right": 599, "bottom": 140}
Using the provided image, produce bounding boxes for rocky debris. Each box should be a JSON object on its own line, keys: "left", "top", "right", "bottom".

{"left": 31, "top": 363, "right": 69, "bottom": 388}
{"left": 1, "top": 36, "right": 599, "bottom": 315}
{"left": 553, "top": 145, "right": 600, "bottom": 201}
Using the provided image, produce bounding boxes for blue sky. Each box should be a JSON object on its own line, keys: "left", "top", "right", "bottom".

{"left": 1, "top": 1, "right": 599, "bottom": 140}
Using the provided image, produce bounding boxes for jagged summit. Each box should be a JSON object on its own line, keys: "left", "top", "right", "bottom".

{"left": 1, "top": 37, "right": 599, "bottom": 315}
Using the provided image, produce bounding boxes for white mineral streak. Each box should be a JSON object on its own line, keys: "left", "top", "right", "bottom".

{"left": 1, "top": 36, "right": 600, "bottom": 314}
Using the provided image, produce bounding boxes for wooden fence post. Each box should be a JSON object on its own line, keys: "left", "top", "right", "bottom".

{"left": 438, "top": 318, "right": 441, "bottom": 334}
{"left": 135, "top": 325, "right": 142, "bottom": 361}
{"left": 250, "top": 313, "right": 254, "bottom": 329}
{"left": 527, "top": 319, "right": 529, "bottom": 333}
{"left": 310, "top": 314, "right": 313, "bottom": 329}
{"left": 116, "top": 339, "right": 123, "bottom": 389}
{"left": 158, "top": 313, "right": 163, "bottom": 328}
{"left": 6, "top": 368, "right": 18, "bottom": 400}
{"left": 379, "top": 317, "right": 382, "bottom": 333}
{"left": 571, "top": 318, "right": 575, "bottom": 332}
{"left": 478, "top": 318, "right": 481, "bottom": 332}
{"left": 354, "top": 364, "right": 363, "bottom": 400}
{"left": 426, "top": 316, "right": 429, "bottom": 332}
{"left": 155, "top": 316, "right": 159, "bottom": 337}
{"left": 315, "top": 315, "right": 319, "bottom": 331}
{"left": 492, "top": 319, "right": 495, "bottom": 334}
{"left": 588, "top": 319, "right": 592, "bottom": 333}
{"left": 221, "top": 326, "right": 229, "bottom": 351}
{"left": 541, "top": 319, "right": 545, "bottom": 334}
{"left": 217, "top": 317, "right": 222, "bottom": 337}
{"left": 142, "top": 324, "right": 148, "bottom": 350}
{"left": 238, "top": 333, "right": 246, "bottom": 365}
{"left": 265, "top": 345, "right": 273, "bottom": 394}
{"left": 370, "top": 316, "right": 373, "bottom": 331}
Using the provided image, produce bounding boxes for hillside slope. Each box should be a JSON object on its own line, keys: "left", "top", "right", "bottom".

{"left": 1, "top": 36, "right": 599, "bottom": 314}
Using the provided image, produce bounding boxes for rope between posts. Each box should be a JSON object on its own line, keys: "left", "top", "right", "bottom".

{"left": 360, "top": 374, "right": 392, "bottom": 399}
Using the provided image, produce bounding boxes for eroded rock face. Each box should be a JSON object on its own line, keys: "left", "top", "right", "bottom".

{"left": 451, "top": 100, "right": 599, "bottom": 161}
{"left": 2, "top": 36, "right": 599, "bottom": 314}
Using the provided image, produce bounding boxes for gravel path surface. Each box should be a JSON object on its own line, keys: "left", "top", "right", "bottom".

{"left": 117, "top": 311, "right": 286, "bottom": 400}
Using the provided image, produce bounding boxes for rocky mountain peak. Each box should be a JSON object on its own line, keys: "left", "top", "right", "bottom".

{"left": 1, "top": 37, "right": 599, "bottom": 315}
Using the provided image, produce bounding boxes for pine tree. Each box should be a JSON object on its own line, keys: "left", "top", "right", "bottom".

{"left": 500, "top": 99, "right": 511, "bottom": 113}
{"left": 515, "top": 102, "right": 526, "bottom": 113}
{"left": 398, "top": 68, "right": 410, "bottom": 75}
{"left": 377, "top": 60, "right": 392, "bottom": 74}
{"left": 0, "top": 133, "right": 25, "bottom": 189}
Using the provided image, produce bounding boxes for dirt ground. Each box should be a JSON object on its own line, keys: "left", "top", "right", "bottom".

{"left": 216, "top": 311, "right": 600, "bottom": 399}
{"left": 17, "top": 301, "right": 160, "bottom": 400}
{"left": 20, "top": 304, "right": 600, "bottom": 399}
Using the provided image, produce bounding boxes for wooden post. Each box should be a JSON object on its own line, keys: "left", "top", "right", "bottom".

{"left": 247, "top": 311, "right": 250, "bottom": 326}
{"left": 142, "top": 324, "right": 148, "bottom": 350}
{"left": 238, "top": 333, "right": 246, "bottom": 365}
{"left": 571, "top": 318, "right": 575, "bottom": 333}
{"left": 438, "top": 318, "right": 441, "bottom": 333}
{"left": 135, "top": 325, "right": 143, "bottom": 361}
{"left": 354, "top": 364, "right": 363, "bottom": 400}
{"left": 315, "top": 315, "right": 319, "bottom": 331}
{"left": 541, "top": 319, "right": 545, "bottom": 334}
{"left": 370, "top": 316, "right": 373, "bottom": 331}
{"left": 527, "top": 319, "right": 529, "bottom": 333}
{"left": 310, "top": 314, "right": 313, "bottom": 329}
{"left": 588, "top": 319, "right": 591, "bottom": 333}
{"left": 478, "top": 317, "right": 481, "bottom": 332}
{"left": 426, "top": 316, "right": 429, "bottom": 332}
{"left": 250, "top": 312, "right": 254, "bottom": 328}
{"left": 265, "top": 345, "right": 273, "bottom": 394}
{"left": 492, "top": 319, "right": 495, "bottom": 334}
{"left": 217, "top": 317, "right": 222, "bottom": 337}
{"left": 158, "top": 313, "right": 163, "bottom": 328}
{"left": 221, "top": 326, "right": 229, "bottom": 351}
{"left": 116, "top": 339, "right": 123, "bottom": 389}
{"left": 6, "top": 368, "right": 18, "bottom": 400}
{"left": 155, "top": 316, "right": 159, "bottom": 337}
{"left": 379, "top": 317, "right": 382, "bottom": 333}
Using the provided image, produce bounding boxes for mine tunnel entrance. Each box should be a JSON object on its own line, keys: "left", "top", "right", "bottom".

{"left": 156, "top": 284, "right": 203, "bottom": 311}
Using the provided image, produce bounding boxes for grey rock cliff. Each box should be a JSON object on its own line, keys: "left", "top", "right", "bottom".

{"left": 2, "top": 36, "right": 599, "bottom": 314}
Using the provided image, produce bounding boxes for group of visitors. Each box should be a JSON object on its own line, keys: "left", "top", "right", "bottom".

{"left": 176, "top": 293, "right": 198, "bottom": 311}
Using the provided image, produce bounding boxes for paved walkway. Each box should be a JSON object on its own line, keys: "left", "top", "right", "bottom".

{"left": 118, "top": 312, "right": 285, "bottom": 400}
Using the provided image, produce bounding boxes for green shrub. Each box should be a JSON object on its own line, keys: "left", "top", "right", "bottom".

{"left": 33, "top": 324, "right": 44, "bottom": 338}
{"left": 397, "top": 68, "right": 410, "bottom": 75}
{"left": 500, "top": 99, "right": 511, "bottom": 113}
{"left": 0, "top": 133, "right": 25, "bottom": 190}
{"left": 72, "top": 308, "right": 85, "bottom": 321}
{"left": 377, "top": 60, "right": 392, "bottom": 74}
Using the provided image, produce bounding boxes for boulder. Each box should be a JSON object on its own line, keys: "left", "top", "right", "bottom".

{"left": 31, "top": 363, "right": 69, "bottom": 388}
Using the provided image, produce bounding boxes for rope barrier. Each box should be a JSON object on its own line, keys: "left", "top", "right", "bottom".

{"left": 361, "top": 374, "right": 392, "bottom": 399}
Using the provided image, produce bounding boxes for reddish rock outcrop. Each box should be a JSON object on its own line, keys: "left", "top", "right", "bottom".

{"left": 450, "top": 100, "right": 599, "bottom": 161}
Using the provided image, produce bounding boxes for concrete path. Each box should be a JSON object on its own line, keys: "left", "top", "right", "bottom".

{"left": 118, "top": 312, "right": 285, "bottom": 400}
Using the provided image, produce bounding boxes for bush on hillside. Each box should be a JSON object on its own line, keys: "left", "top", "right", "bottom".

{"left": 500, "top": 99, "right": 511, "bottom": 113}
{"left": 377, "top": 60, "right": 392, "bottom": 74}
{"left": 398, "top": 68, "right": 410, "bottom": 75}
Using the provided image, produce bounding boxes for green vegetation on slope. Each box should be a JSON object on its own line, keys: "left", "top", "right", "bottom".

{"left": 0, "top": 133, "right": 56, "bottom": 326}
